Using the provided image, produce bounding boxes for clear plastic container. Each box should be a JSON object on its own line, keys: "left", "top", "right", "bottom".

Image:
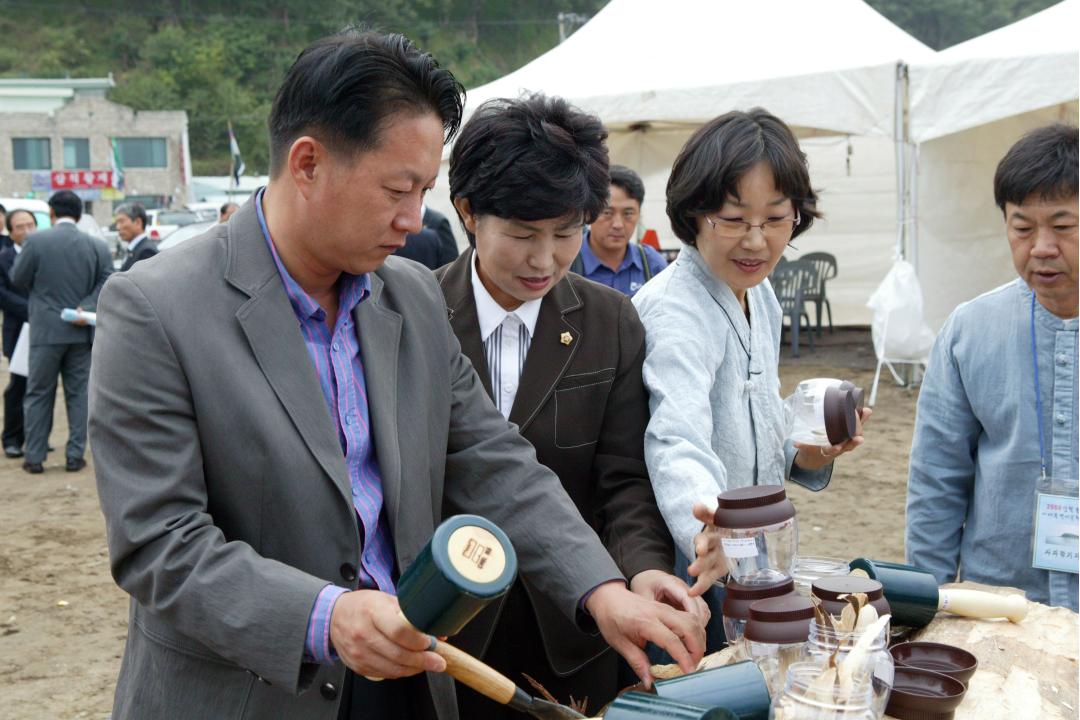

{"left": 748, "top": 638, "right": 807, "bottom": 699}
{"left": 801, "top": 619, "right": 894, "bottom": 716}
{"left": 714, "top": 485, "right": 798, "bottom": 586}
{"left": 769, "top": 661, "right": 877, "bottom": 720}
{"left": 721, "top": 577, "right": 798, "bottom": 644}
{"left": 743, "top": 595, "right": 815, "bottom": 697}
{"left": 784, "top": 378, "right": 864, "bottom": 447}
{"left": 791, "top": 555, "right": 849, "bottom": 597}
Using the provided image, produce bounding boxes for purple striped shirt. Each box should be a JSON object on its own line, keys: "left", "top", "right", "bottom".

{"left": 255, "top": 189, "right": 396, "bottom": 664}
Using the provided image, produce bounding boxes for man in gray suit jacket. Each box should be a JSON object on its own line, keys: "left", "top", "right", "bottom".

{"left": 12, "top": 190, "right": 112, "bottom": 473}
{"left": 89, "top": 30, "right": 703, "bottom": 720}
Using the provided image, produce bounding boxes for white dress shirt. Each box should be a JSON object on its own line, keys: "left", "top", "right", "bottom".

{"left": 127, "top": 233, "right": 149, "bottom": 254}
{"left": 470, "top": 253, "right": 542, "bottom": 418}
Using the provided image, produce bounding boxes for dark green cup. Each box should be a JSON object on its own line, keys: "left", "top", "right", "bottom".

{"left": 605, "top": 692, "right": 739, "bottom": 720}
{"left": 848, "top": 557, "right": 939, "bottom": 629}
{"left": 654, "top": 661, "right": 771, "bottom": 720}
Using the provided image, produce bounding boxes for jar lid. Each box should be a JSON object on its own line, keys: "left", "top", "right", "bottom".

{"left": 811, "top": 575, "right": 885, "bottom": 603}
{"left": 722, "top": 578, "right": 796, "bottom": 621}
{"left": 823, "top": 385, "right": 858, "bottom": 445}
{"left": 713, "top": 485, "right": 796, "bottom": 529}
{"left": 743, "top": 595, "right": 814, "bottom": 644}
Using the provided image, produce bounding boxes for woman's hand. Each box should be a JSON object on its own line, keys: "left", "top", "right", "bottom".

{"left": 685, "top": 502, "right": 728, "bottom": 597}
{"left": 794, "top": 407, "right": 872, "bottom": 471}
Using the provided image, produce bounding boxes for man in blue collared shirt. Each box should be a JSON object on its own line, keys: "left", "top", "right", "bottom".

{"left": 906, "top": 123, "right": 1078, "bottom": 611}
{"left": 573, "top": 165, "right": 666, "bottom": 296}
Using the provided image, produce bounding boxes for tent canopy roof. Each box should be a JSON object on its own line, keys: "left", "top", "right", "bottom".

{"left": 908, "top": 0, "right": 1079, "bottom": 142}
{"left": 932, "top": 0, "right": 1079, "bottom": 61}
{"left": 465, "top": 0, "right": 933, "bottom": 136}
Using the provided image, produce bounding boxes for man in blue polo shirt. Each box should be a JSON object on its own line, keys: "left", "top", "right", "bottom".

{"left": 573, "top": 165, "right": 667, "bottom": 296}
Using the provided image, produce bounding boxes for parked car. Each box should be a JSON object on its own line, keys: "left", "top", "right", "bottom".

{"left": 157, "top": 221, "right": 215, "bottom": 251}
{"left": 145, "top": 208, "right": 201, "bottom": 241}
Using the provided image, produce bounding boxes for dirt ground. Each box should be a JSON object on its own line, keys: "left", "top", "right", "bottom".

{"left": 0, "top": 327, "right": 921, "bottom": 719}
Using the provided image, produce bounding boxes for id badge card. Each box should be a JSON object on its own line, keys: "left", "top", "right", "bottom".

{"left": 1032, "top": 477, "right": 1080, "bottom": 574}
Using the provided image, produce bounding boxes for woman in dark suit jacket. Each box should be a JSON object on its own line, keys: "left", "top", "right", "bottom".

{"left": 434, "top": 93, "right": 708, "bottom": 718}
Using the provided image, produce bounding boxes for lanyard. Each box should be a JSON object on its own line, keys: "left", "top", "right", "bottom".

{"left": 1031, "top": 294, "right": 1048, "bottom": 480}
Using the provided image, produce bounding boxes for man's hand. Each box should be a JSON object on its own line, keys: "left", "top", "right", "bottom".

{"left": 629, "top": 569, "right": 711, "bottom": 626}
{"left": 686, "top": 502, "right": 728, "bottom": 597}
{"left": 329, "top": 590, "right": 446, "bottom": 679}
{"left": 585, "top": 581, "right": 705, "bottom": 689}
{"left": 71, "top": 306, "right": 89, "bottom": 327}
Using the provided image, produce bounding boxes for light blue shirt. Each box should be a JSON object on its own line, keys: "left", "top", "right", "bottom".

{"left": 579, "top": 230, "right": 668, "bottom": 297}
{"left": 633, "top": 245, "right": 830, "bottom": 557}
{"left": 907, "top": 279, "right": 1078, "bottom": 610}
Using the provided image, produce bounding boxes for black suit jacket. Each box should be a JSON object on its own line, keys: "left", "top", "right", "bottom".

{"left": 394, "top": 207, "right": 459, "bottom": 270}
{"left": 0, "top": 245, "right": 28, "bottom": 358}
{"left": 120, "top": 237, "right": 159, "bottom": 272}
{"left": 435, "top": 249, "right": 674, "bottom": 675}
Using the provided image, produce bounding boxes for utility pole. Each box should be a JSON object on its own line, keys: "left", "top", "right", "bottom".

{"left": 557, "top": 12, "right": 589, "bottom": 43}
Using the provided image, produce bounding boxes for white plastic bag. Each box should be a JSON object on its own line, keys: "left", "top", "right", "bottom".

{"left": 866, "top": 260, "right": 935, "bottom": 362}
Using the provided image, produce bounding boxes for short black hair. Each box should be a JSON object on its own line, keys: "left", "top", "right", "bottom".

{"left": 268, "top": 28, "right": 465, "bottom": 177}
{"left": 220, "top": 202, "right": 238, "bottom": 216}
{"left": 449, "top": 93, "right": 609, "bottom": 247}
{"left": 6, "top": 208, "right": 36, "bottom": 234}
{"left": 48, "top": 190, "right": 83, "bottom": 222}
{"left": 115, "top": 203, "right": 148, "bottom": 230}
{"left": 610, "top": 165, "right": 645, "bottom": 205}
{"left": 994, "top": 123, "right": 1078, "bottom": 213}
{"left": 0, "top": 203, "right": 6, "bottom": 216}
{"left": 666, "top": 108, "right": 820, "bottom": 246}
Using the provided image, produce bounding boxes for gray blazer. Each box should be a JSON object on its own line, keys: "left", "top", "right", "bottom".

{"left": 11, "top": 220, "right": 112, "bottom": 345}
{"left": 89, "top": 199, "right": 621, "bottom": 720}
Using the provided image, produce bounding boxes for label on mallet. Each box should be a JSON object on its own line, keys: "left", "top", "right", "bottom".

{"left": 447, "top": 525, "right": 507, "bottom": 585}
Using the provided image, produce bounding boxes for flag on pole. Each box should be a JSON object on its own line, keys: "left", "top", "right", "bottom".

{"left": 109, "top": 138, "right": 125, "bottom": 191}
{"left": 228, "top": 122, "right": 245, "bottom": 187}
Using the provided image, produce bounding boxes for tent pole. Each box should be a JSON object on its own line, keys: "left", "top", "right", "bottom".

{"left": 893, "top": 61, "right": 910, "bottom": 262}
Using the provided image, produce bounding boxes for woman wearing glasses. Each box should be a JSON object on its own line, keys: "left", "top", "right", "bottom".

{"left": 631, "top": 109, "right": 868, "bottom": 647}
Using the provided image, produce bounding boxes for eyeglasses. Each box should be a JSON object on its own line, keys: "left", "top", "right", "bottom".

{"left": 704, "top": 210, "right": 801, "bottom": 240}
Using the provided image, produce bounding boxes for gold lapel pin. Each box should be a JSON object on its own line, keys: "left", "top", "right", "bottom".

{"left": 560, "top": 331, "right": 573, "bottom": 346}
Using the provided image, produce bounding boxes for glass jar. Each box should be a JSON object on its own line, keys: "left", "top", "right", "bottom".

{"left": 784, "top": 378, "right": 864, "bottom": 447}
{"left": 791, "top": 556, "right": 848, "bottom": 597}
{"left": 714, "top": 485, "right": 798, "bottom": 586}
{"left": 810, "top": 575, "right": 891, "bottom": 620}
{"left": 769, "top": 662, "right": 877, "bottom": 720}
{"left": 722, "top": 577, "right": 797, "bottom": 644}
{"left": 743, "top": 595, "right": 814, "bottom": 697}
{"left": 801, "top": 619, "right": 894, "bottom": 717}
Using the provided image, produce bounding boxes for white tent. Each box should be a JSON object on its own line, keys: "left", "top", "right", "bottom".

{"left": 425, "top": 0, "right": 934, "bottom": 325}
{"left": 907, "top": 0, "right": 1080, "bottom": 329}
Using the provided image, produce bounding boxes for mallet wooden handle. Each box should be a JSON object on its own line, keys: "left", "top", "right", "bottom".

{"left": 432, "top": 638, "right": 517, "bottom": 705}
{"left": 937, "top": 588, "right": 1028, "bottom": 622}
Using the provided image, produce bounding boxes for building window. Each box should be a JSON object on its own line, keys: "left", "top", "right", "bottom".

{"left": 64, "top": 138, "right": 90, "bottom": 169}
{"left": 114, "top": 137, "right": 167, "bottom": 168}
{"left": 12, "top": 138, "right": 51, "bottom": 170}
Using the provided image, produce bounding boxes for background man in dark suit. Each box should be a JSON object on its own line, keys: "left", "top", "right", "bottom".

{"left": 393, "top": 205, "right": 459, "bottom": 269}
{"left": 89, "top": 30, "right": 703, "bottom": 720}
{"left": 115, "top": 203, "right": 158, "bottom": 271}
{"left": 11, "top": 190, "right": 113, "bottom": 473}
{"left": 0, "top": 208, "right": 35, "bottom": 457}
{"left": 437, "top": 93, "right": 706, "bottom": 717}
{"left": 0, "top": 203, "right": 10, "bottom": 250}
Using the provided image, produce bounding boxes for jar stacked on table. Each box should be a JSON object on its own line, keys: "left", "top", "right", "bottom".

{"left": 769, "top": 662, "right": 877, "bottom": 720}
{"left": 714, "top": 485, "right": 798, "bottom": 587}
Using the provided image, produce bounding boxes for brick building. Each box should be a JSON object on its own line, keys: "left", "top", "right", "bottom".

{"left": 0, "top": 77, "right": 190, "bottom": 227}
